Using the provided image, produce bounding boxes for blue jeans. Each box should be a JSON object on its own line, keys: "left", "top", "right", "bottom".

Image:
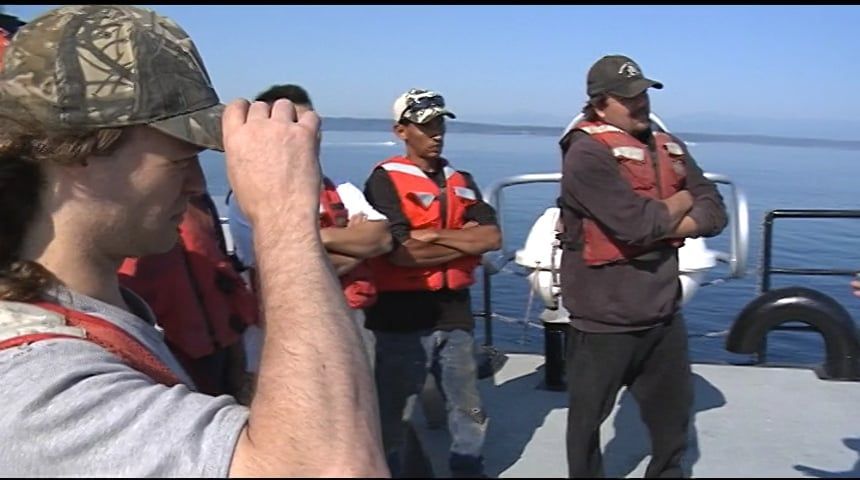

{"left": 374, "top": 329, "right": 487, "bottom": 475}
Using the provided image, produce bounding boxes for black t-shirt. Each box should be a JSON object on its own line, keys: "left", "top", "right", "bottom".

{"left": 362, "top": 160, "right": 498, "bottom": 332}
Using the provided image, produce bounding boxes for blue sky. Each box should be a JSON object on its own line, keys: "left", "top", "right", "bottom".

{"left": 7, "top": 5, "right": 860, "bottom": 137}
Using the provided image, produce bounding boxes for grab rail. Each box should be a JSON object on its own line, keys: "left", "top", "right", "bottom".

{"left": 760, "top": 209, "right": 860, "bottom": 293}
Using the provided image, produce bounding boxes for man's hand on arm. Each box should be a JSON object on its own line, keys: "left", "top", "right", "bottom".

{"left": 320, "top": 213, "right": 393, "bottom": 274}
{"left": 564, "top": 144, "right": 678, "bottom": 246}
{"left": 387, "top": 237, "right": 465, "bottom": 267}
{"left": 658, "top": 190, "right": 695, "bottom": 239}
{"left": 666, "top": 215, "right": 700, "bottom": 239}
{"left": 666, "top": 136, "right": 730, "bottom": 240}
{"left": 418, "top": 224, "right": 502, "bottom": 256}
{"left": 390, "top": 219, "right": 500, "bottom": 266}
{"left": 661, "top": 190, "right": 694, "bottom": 227}
{"left": 327, "top": 252, "right": 364, "bottom": 276}
{"left": 320, "top": 214, "right": 393, "bottom": 260}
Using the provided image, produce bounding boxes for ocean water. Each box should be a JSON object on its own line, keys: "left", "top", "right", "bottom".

{"left": 201, "top": 129, "right": 860, "bottom": 367}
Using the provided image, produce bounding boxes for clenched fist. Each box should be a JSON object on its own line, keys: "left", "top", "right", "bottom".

{"left": 222, "top": 98, "right": 322, "bottom": 229}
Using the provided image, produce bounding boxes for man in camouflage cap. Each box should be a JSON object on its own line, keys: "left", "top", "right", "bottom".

{"left": 391, "top": 88, "right": 457, "bottom": 125}
{"left": 0, "top": 5, "right": 387, "bottom": 477}
{"left": 362, "top": 87, "right": 502, "bottom": 477}
{"left": 0, "top": 4, "right": 223, "bottom": 150}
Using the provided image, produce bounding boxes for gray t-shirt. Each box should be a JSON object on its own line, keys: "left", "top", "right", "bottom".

{"left": 0, "top": 286, "right": 249, "bottom": 477}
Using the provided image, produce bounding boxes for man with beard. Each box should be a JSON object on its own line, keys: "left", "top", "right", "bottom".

{"left": 557, "top": 55, "right": 728, "bottom": 478}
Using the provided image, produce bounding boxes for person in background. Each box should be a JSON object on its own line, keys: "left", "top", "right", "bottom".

{"left": 0, "top": 11, "right": 25, "bottom": 70}
{"left": 227, "top": 84, "right": 392, "bottom": 367}
{"left": 363, "top": 87, "right": 502, "bottom": 477}
{"left": 557, "top": 54, "right": 728, "bottom": 478}
{"left": 118, "top": 190, "right": 259, "bottom": 401}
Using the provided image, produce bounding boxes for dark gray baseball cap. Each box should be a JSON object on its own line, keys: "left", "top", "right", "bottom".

{"left": 587, "top": 54, "right": 663, "bottom": 98}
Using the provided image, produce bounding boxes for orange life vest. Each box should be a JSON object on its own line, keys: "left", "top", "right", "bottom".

{"left": 118, "top": 194, "right": 259, "bottom": 362}
{"left": 0, "top": 301, "right": 182, "bottom": 387}
{"left": 319, "top": 176, "right": 378, "bottom": 309}
{"left": 0, "top": 28, "right": 10, "bottom": 71}
{"left": 367, "top": 156, "right": 481, "bottom": 292}
{"left": 575, "top": 121, "right": 687, "bottom": 266}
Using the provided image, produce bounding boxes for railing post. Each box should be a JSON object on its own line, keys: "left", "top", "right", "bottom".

{"left": 752, "top": 209, "right": 860, "bottom": 365}
{"left": 760, "top": 212, "right": 775, "bottom": 295}
{"left": 757, "top": 211, "right": 776, "bottom": 363}
{"left": 483, "top": 267, "right": 493, "bottom": 347}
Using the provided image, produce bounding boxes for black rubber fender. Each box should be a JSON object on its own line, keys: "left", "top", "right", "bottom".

{"left": 726, "top": 286, "right": 860, "bottom": 380}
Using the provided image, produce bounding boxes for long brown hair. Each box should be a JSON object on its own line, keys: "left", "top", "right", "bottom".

{"left": 560, "top": 95, "right": 610, "bottom": 155}
{"left": 0, "top": 116, "right": 124, "bottom": 301}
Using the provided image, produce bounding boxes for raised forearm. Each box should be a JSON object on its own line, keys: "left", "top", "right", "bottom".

{"left": 387, "top": 239, "right": 465, "bottom": 267}
{"left": 320, "top": 222, "right": 393, "bottom": 258}
{"left": 429, "top": 225, "right": 501, "bottom": 255}
{"left": 236, "top": 216, "right": 386, "bottom": 477}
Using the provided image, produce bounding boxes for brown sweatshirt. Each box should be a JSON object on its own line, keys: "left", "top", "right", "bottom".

{"left": 558, "top": 129, "right": 728, "bottom": 333}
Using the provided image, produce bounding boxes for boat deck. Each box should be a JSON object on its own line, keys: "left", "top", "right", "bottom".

{"left": 411, "top": 353, "right": 860, "bottom": 478}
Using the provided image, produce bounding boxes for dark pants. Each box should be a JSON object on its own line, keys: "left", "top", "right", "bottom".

{"left": 565, "top": 314, "right": 693, "bottom": 478}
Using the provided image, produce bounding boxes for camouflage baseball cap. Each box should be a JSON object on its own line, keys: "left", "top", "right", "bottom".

{"left": 0, "top": 5, "right": 224, "bottom": 151}
{"left": 392, "top": 88, "right": 456, "bottom": 124}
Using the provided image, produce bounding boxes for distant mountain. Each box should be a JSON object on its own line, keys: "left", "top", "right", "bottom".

{"left": 323, "top": 117, "right": 559, "bottom": 136}
{"left": 322, "top": 116, "right": 860, "bottom": 150}
{"left": 662, "top": 112, "right": 860, "bottom": 143}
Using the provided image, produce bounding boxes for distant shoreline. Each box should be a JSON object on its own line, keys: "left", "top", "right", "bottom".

{"left": 322, "top": 116, "right": 860, "bottom": 151}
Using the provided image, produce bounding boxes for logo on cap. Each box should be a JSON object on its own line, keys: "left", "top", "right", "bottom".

{"left": 618, "top": 61, "right": 641, "bottom": 78}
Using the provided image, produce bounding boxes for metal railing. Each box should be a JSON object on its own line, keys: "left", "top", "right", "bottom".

{"left": 752, "top": 209, "right": 860, "bottom": 362}
{"left": 478, "top": 173, "right": 565, "bottom": 345}
{"left": 760, "top": 209, "right": 860, "bottom": 293}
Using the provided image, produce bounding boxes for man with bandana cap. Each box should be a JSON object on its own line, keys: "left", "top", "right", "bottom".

{"left": 363, "top": 88, "right": 503, "bottom": 477}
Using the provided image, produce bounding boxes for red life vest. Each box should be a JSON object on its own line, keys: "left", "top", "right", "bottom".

{"left": 0, "top": 301, "right": 181, "bottom": 387}
{"left": 366, "top": 156, "right": 481, "bottom": 292}
{"left": 0, "top": 15, "right": 25, "bottom": 72}
{"left": 575, "top": 121, "right": 687, "bottom": 266}
{"left": 319, "top": 177, "right": 378, "bottom": 309}
{"left": 118, "top": 194, "right": 259, "bottom": 361}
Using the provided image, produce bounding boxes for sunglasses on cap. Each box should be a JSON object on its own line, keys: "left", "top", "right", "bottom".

{"left": 406, "top": 94, "right": 445, "bottom": 112}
